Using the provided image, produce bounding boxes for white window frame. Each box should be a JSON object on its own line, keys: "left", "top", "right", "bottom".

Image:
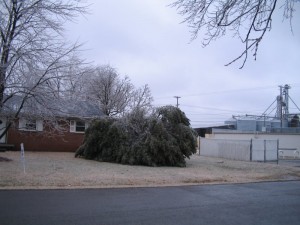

{"left": 19, "top": 118, "right": 43, "bottom": 132}
{"left": 70, "top": 120, "right": 88, "bottom": 133}
{"left": 0, "top": 117, "right": 7, "bottom": 143}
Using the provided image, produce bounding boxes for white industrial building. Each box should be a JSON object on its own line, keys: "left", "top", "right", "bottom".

{"left": 199, "top": 85, "right": 300, "bottom": 160}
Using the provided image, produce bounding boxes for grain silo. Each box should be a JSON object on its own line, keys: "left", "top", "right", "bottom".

{"left": 236, "top": 117, "right": 256, "bottom": 131}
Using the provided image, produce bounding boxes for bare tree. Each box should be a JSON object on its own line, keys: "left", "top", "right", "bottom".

{"left": 86, "top": 65, "right": 153, "bottom": 117}
{"left": 130, "top": 84, "right": 153, "bottom": 114}
{"left": 87, "top": 65, "right": 133, "bottom": 117}
{"left": 170, "top": 0, "right": 298, "bottom": 68}
{"left": 0, "top": 0, "right": 87, "bottom": 139}
{"left": 51, "top": 55, "right": 94, "bottom": 100}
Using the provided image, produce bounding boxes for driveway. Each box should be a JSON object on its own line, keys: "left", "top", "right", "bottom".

{"left": 0, "top": 181, "right": 299, "bottom": 225}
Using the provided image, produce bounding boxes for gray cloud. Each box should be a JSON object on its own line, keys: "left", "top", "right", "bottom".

{"left": 65, "top": 0, "right": 300, "bottom": 127}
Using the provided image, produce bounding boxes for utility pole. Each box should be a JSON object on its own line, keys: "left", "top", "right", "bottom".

{"left": 174, "top": 96, "right": 181, "bottom": 107}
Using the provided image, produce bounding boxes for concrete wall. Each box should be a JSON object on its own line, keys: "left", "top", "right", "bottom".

{"left": 200, "top": 138, "right": 250, "bottom": 161}
{"left": 200, "top": 138, "right": 278, "bottom": 161}
{"left": 206, "top": 131, "right": 300, "bottom": 157}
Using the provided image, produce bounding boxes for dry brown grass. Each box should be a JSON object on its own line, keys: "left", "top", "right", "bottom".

{"left": 1, "top": 151, "right": 300, "bottom": 189}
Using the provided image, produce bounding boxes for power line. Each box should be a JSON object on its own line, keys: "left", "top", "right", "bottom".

{"left": 180, "top": 104, "right": 251, "bottom": 113}
{"left": 153, "top": 84, "right": 300, "bottom": 127}
{"left": 154, "top": 83, "right": 300, "bottom": 100}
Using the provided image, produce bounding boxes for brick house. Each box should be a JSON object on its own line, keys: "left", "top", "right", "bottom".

{"left": 0, "top": 98, "right": 103, "bottom": 152}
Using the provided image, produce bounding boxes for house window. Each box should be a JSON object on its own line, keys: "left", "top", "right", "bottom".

{"left": 70, "top": 120, "right": 88, "bottom": 133}
{"left": 19, "top": 119, "right": 43, "bottom": 131}
{"left": 25, "top": 120, "right": 36, "bottom": 131}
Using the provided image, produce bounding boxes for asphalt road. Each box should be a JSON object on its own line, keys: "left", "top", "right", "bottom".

{"left": 0, "top": 181, "right": 299, "bottom": 225}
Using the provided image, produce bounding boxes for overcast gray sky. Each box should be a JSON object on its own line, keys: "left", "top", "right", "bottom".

{"left": 66, "top": 0, "right": 300, "bottom": 127}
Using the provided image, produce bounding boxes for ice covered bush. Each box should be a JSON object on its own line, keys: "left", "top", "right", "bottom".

{"left": 75, "top": 106, "right": 197, "bottom": 167}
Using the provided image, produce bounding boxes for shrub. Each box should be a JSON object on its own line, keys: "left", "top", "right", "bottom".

{"left": 75, "top": 106, "right": 197, "bottom": 167}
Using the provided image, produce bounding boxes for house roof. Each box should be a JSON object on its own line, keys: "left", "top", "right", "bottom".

{"left": 60, "top": 99, "right": 104, "bottom": 119}
{"left": 1, "top": 94, "right": 104, "bottom": 119}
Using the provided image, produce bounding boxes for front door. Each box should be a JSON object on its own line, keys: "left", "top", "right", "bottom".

{"left": 0, "top": 118, "right": 7, "bottom": 143}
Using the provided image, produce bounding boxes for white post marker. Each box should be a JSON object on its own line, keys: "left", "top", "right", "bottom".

{"left": 20, "top": 143, "right": 26, "bottom": 174}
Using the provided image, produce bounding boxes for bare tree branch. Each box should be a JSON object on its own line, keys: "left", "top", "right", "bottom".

{"left": 0, "top": 0, "right": 88, "bottom": 139}
{"left": 84, "top": 65, "right": 153, "bottom": 118}
{"left": 170, "top": 0, "right": 298, "bottom": 68}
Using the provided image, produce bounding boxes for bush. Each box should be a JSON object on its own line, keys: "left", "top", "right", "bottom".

{"left": 75, "top": 106, "right": 197, "bottom": 167}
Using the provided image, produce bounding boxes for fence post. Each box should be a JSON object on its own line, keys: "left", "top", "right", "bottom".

{"left": 20, "top": 143, "right": 26, "bottom": 174}
{"left": 250, "top": 139, "right": 252, "bottom": 162}
{"left": 198, "top": 136, "right": 200, "bottom": 155}
{"left": 277, "top": 139, "right": 279, "bottom": 164}
{"left": 264, "top": 140, "right": 266, "bottom": 163}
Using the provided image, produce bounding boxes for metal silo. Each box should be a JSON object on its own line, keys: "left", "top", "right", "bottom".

{"left": 237, "top": 118, "right": 256, "bottom": 131}
{"left": 256, "top": 119, "right": 271, "bottom": 132}
{"left": 225, "top": 118, "right": 237, "bottom": 128}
